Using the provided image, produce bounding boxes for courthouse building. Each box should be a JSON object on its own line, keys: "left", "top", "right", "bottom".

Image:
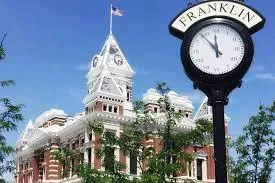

{"left": 14, "top": 33, "right": 229, "bottom": 183}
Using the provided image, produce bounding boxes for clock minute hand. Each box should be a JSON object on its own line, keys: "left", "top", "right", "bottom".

{"left": 214, "top": 35, "right": 223, "bottom": 58}
{"left": 200, "top": 34, "right": 217, "bottom": 53}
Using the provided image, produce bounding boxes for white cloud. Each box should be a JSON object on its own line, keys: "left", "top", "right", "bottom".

{"left": 250, "top": 65, "right": 275, "bottom": 81}
{"left": 251, "top": 65, "right": 265, "bottom": 72}
{"left": 255, "top": 73, "right": 275, "bottom": 81}
{"left": 184, "top": 91, "right": 205, "bottom": 104}
{"left": 75, "top": 63, "right": 89, "bottom": 71}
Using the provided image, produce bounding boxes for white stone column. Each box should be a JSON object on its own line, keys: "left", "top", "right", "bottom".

{"left": 193, "top": 160, "right": 196, "bottom": 178}
{"left": 202, "top": 159, "right": 207, "bottom": 181}
{"left": 91, "top": 129, "right": 95, "bottom": 167}
{"left": 115, "top": 129, "right": 120, "bottom": 163}
{"left": 126, "top": 154, "right": 130, "bottom": 174}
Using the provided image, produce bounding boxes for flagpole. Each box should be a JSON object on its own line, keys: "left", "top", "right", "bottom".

{"left": 110, "top": 3, "right": 113, "bottom": 35}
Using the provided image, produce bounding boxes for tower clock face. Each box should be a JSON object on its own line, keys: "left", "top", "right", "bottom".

{"left": 114, "top": 55, "right": 123, "bottom": 66}
{"left": 189, "top": 24, "right": 245, "bottom": 75}
{"left": 93, "top": 57, "right": 98, "bottom": 68}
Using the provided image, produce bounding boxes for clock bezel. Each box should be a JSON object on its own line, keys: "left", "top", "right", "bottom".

{"left": 189, "top": 24, "right": 245, "bottom": 75}
{"left": 181, "top": 18, "right": 254, "bottom": 85}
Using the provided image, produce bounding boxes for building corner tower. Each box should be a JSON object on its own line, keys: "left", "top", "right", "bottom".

{"left": 83, "top": 34, "right": 135, "bottom": 117}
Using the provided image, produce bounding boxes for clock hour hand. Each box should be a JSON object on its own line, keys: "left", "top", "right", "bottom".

{"left": 214, "top": 35, "right": 223, "bottom": 58}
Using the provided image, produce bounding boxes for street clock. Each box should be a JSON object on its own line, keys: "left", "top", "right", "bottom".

{"left": 169, "top": 1, "right": 265, "bottom": 88}
{"left": 181, "top": 18, "right": 254, "bottom": 86}
{"left": 169, "top": 1, "right": 265, "bottom": 182}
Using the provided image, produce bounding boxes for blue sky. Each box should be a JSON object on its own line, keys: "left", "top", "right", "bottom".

{"left": 0, "top": 0, "right": 274, "bottom": 181}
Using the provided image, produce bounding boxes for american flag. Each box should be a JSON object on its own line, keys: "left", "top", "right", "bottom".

{"left": 112, "top": 6, "right": 123, "bottom": 16}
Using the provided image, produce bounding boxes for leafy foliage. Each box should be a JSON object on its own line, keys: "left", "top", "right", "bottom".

{"left": 51, "top": 147, "right": 76, "bottom": 178}
{"left": 0, "top": 33, "right": 24, "bottom": 181}
{"left": 53, "top": 82, "right": 213, "bottom": 183}
{"left": 230, "top": 102, "right": 275, "bottom": 183}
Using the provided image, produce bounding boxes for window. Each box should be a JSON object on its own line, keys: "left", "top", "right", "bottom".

{"left": 127, "top": 92, "right": 130, "bottom": 101}
{"left": 154, "top": 107, "right": 158, "bottom": 113}
{"left": 114, "top": 106, "right": 118, "bottom": 113}
{"left": 197, "top": 159, "right": 203, "bottom": 180}
{"left": 188, "top": 161, "right": 192, "bottom": 177}
{"left": 71, "top": 156, "right": 75, "bottom": 169}
{"left": 87, "top": 148, "right": 91, "bottom": 164}
{"left": 185, "top": 113, "right": 189, "bottom": 118}
{"left": 103, "top": 104, "right": 119, "bottom": 114}
{"left": 130, "top": 153, "right": 137, "bottom": 175}
{"left": 81, "top": 138, "right": 85, "bottom": 146}
{"left": 43, "top": 166, "right": 46, "bottom": 180}
{"left": 28, "top": 172, "right": 33, "bottom": 183}
{"left": 171, "top": 142, "right": 177, "bottom": 164}
{"left": 80, "top": 153, "right": 84, "bottom": 164}
{"left": 89, "top": 133, "right": 92, "bottom": 141}
{"left": 103, "top": 105, "right": 107, "bottom": 111}
{"left": 108, "top": 105, "right": 112, "bottom": 112}
{"left": 104, "top": 147, "right": 115, "bottom": 172}
{"left": 62, "top": 164, "right": 66, "bottom": 177}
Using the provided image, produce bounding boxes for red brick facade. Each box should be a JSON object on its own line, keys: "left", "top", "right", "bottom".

{"left": 15, "top": 128, "right": 217, "bottom": 183}
{"left": 94, "top": 134, "right": 102, "bottom": 169}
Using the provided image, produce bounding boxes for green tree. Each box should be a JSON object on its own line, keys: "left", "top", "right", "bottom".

{"left": 230, "top": 102, "right": 275, "bottom": 183}
{"left": 140, "top": 82, "right": 212, "bottom": 183}
{"left": 0, "top": 33, "right": 24, "bottom": 182}
{"left": 53, "top": 82, "right": 213, "bottom": 183}
{"left": 51, "top": 147, "right": 76, "bottom": 178}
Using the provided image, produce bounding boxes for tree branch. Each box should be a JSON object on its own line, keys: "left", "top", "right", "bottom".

{"left": 0, "top": 33, "right": 7, "bottom": 48}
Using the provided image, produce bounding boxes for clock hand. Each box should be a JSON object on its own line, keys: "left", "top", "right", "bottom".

{"left": 200, "top": 34, "right": 217, "bottom": 53}
{"left": 214, "top": 35, "right": 223, "bottom": 58}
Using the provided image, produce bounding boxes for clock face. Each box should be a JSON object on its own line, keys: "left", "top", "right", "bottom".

{"left": 189, "top": 24, "right": 245, "bottom": 75}
{"left": 93, "top": 57, "right": 98, "bottom": 68}
{"left": 114, "top": 55, "right": 123, "bottom": 66}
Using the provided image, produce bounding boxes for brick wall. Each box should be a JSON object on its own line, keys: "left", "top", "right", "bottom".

{"left": 119, "top": 105, "right": 124, "bottom": 116}
{"left": 205, "top": 146, "right": 215, "bottom": 179}
{"left": 119, "top": 132, "right": 126, "bottom": 172}
{"left": 18, "top": 164, "right": 23, "bottom": 183}
{"left": 95, "top": 101, "right": 103, "bottom": 112}
{"left": 45, "top": 142, "right": 62, "bottom": 180}
{"left": 73, "top": 140, "right": 79, "bottom": 175}
{"left": 31, "top": 156, "right": 39, "bottom": 182}
{"left": 94, "top": 134, "right": 101, "bottom": 169}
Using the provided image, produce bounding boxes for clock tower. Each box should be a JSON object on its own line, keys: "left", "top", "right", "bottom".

{"left": 83, "top": 34, "right": 135, "bottom": 117}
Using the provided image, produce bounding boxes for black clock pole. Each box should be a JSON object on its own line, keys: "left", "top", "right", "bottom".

{"left": 208, "top": 89, "right": 229, "bottom": 183}
{"left": 212, "top": 102, "right": 227, "bottom": 183}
